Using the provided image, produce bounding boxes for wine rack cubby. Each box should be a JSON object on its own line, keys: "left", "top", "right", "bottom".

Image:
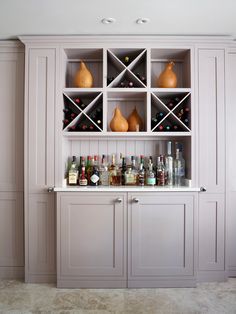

{"left": 61, "top": 47, "right": 192, "bottom": 135}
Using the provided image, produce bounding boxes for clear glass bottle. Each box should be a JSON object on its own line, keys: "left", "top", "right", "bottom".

{"left": 146, "top": 160, "right": 156, "bottom": 186}
{"left": 156, "top": 155, "right": 166, "bottom": 186}
{"left": 174, "top": 145, "right": 185, "bottom": 186}
{"left": 138, "top": 156, "right": 145, "bottom": 186}
{"left": 125, "top": 156, "right": 138, "bottom": 186}
{"left": 68, "top": 156, "right": 78, "bottom": 185}
{"left": 165, "top": 141, "right": 173, "bottom": 186}
{"left": 90, "top": 155, "right": 100, "bottom": 186}
{"left": 99, "top": 155, "right": 109, "bottom": 186}
{"left": 109, "top": 154, "right": 121, "bottom": 186}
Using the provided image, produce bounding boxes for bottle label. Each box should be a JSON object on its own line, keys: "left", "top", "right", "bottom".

{"left": 125, "top": 174, "right": 136, "bottom": 184}
{"left": 146, "top": 177, "right": 156, "bottom": 185}
{"left": 90, "top": 174, "right": 99, "bottom": 184}
{"left": 79, "top": 178, "right": 88, "bottom": 186}
{"left": 68, "top": 173, "right": 78, "bottom": 184}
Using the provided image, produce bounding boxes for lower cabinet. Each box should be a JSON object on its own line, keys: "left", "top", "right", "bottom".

{"left": 0, "top": 192, "right": 24, "bottom": 279}
{"left": 57, "top": 193, "right": 127, "bottom": 288}
{"left": 57, "top": 192, "right": 196, "bottom": 288}
{"left": 128, "top": 193, "right": 195, "bottom": 287}
{"left": 26, "top": 193, "right": 56, "bottom": 283}
{"left": 198, "top": 193, "right": 226, "bottom": 281}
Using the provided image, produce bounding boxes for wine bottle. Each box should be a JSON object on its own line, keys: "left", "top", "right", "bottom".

{"left": 156, "top": 112, "right": 165, "bottom": 122}
{"left": 157, "top": 125, "right": 164, "bottom": 131}
{"left": 173, "top": 125, "right": 179, "bottom": 131}
{"left": 68, "top": 125, "right": 76, "bottom": 132}
{"left": 166, "top": 99, "right": 175, "bottom": 110}
{"left": 120, "top": 81, "right": 125, "bottom": 88}
{"left": 124, "top": 56, "right": 130, "bottom": 66}
{"left": 151, "top": 117, "right": 158, "bottom": 129}
{"left": 128, "top": 81, "right": 134, "bottom": 88}
{"left": 165, "top": 125, "right": 171, "bottom": 131}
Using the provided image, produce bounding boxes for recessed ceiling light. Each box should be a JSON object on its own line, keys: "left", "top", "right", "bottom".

{"left": 136, "top": 18, "right": 150, "bottom": 24}
{"left": 101, "top": 18, "right": 116, "bottom": 24}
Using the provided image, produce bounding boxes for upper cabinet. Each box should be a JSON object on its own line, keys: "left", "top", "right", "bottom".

{"left": 27, "top": 48, "right": 56, "bottom": 192}
{"left": 0, "top": 49, "right": 24, "bottom": 192}
{"left": 198, "top": 49, "right": 225, "bottom": 193}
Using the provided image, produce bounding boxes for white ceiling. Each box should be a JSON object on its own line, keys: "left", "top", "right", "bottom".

{"left": 0, "top": 0, "right": 235, "bottom": 40}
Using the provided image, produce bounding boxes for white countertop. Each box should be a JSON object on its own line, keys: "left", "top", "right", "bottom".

{"left": 54, "top": 186, "right": 201, "bottom": 192}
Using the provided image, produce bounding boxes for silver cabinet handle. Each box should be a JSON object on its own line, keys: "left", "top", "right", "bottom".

{"left": 48, "top": 187, "right": 54, "bottom": 193}
{"left": 133, "top": 198, "right": 139, "bottom": 203}
{"left": 200, "top": 187, "right": 207, "bottom": 192}
{"left": 115, "top": 198, "right": 122, "bottom": 203}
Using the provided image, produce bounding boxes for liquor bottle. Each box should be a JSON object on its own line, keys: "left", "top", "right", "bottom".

{"left": 121, "top": 155, "right": 127, "bottom": 186}
{"left": 90, "top": 155, "right": 100, "bottom": 186}
{"left": 125, "top": 156, "right": 138, "bottom": 186}
{"left": 109, "top": 154, "right": 121, "bottom": 186}
{"left": 99, "top": 155, "right": 109, "bottom": 186}
{"left": 156, "top": 155, "right": 166, "bottom": 186}
{"left": 138, "top": 156, "right": 145, "bottom": 186}
{"left": 151, "top": 117, "right": 158, "bottom": 129}
{"left": 174, "top": 145, "right": 185, "bottom": 186}
{"left": 86, "top": 156, "right": 92, "bottom": 183}
{"left": 146, "top": 159, "right": 156, "bottom": 186}
{"left": 74, "top": 97, "right": 87, "bottom": 110}
{"left": 124, "top": 56, "right": 130, "bottom": 66}
{"left": 68, "top": 156, "right": 78, "bottom": 185}
{"left": 156, "top": 112, "right": 165, "bottom": 122}
{"left": 79, "top": 164, "right": 88, "bottom": 186}
{"left": 165, "top": 141, "right": 173, "bottom": 186}
{"left": 78, "top": 156, "right": 83, "bottom": 176}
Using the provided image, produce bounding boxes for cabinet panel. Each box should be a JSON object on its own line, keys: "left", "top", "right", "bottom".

{"left": 128, "top": 194, "right": 194, "bottom": 279}
{"left": 198, "top": 193, "right": 224, "bottom": 271}
{"left": 28, "top": 49, "right": 55, "bottom": 192}
{"left": 28, "top": 193, "right": 55, "bottom": 275}
{"left": 0, "top": 192, "right": 24, "bottom": 267}
{"left": 57, "top": 193, "right": 127, "bottom": 285}
{"left": 226, "top": 50, "right": 236, "bottom": 273}
{"left": 198, "top": 49, "right": 225, "bottom": 193}
{"left": 0, "top": 52, "right": 24, "bottom": 191}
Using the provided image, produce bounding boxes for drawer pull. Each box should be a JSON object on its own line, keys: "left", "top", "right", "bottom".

{"left": 133, "top": 198, "right": 139, "bottom": 203}
{"left": 200, "top": 187, "right": 207, "bottom": 192}
{"left": 116, "top": 198, "right": 122, "bottom": 203}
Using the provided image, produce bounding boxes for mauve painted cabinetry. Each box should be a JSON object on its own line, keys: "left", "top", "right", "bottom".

{"left": 24, "top": 47, "right": 57, "bottom": 282}
{"left": 0, "top": 42, "right": 24, "bottom": 279}
{"left": 197, "top": 49, "right": 226, "bottom": 281}
{"left": 226, "top": 48, "right": 236, "bottom": 277}
{"left": 57, "top": 192, "right": 197, "bottom": 288}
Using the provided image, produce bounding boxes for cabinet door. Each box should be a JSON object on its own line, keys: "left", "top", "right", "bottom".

{"left": 57, "top": 193, "right": 127, "bottom": 287}
{"left": 0, "top": 51, "right": 24, "bottom": 192}
{"left": 0, "top": 192, "right": 24, "bottom": 267}
{"left": 27, "top": 48, "right": 55, "bottom": 193}
{"left": 27, "top": 193, "right": 55, "bottom": 280}
{"left": 198, "top": 193, "right": 224, "bottom": 271}
{"left": 198, "top": 49, "right": 225, "bottom": 193}
{"left": 226, "top": 50, "right": 236, "bottom": 274}
{"left": 128, "top": 194, "right": 194, "bottom": 280}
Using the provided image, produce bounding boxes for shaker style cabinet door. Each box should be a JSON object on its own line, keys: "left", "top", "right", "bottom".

{"left": 226, "top": 50, "right": 236, "bottom": 275}
{"left": 27, "top": 48, "right": 55, "bottom": 193}
{"left": 198, "top": 193, "right": 225, "bottom": 271}
{"left": 198, "top": 49, "right": 225, "bottom": 194}
{"left": 128, "top": 193, "right": 195, "bottom": 287}
{"left": 25, "top": 48, "right": 57, "bottom": 282}
{"left": 57, "top": 193, "right": 127, "bottom": 288}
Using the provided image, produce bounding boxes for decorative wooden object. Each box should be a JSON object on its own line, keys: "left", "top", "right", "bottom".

{"left": 157, "top": 61, "right": 177, "bottom": 88}
{"left": 110, "top": 107, "right": 128, "bottom": 132}
{"left": 127, "top": 107, "right": 143, "bottom": 131}
{"left": 74, "top": 61, "right": 93, "bottom": 88}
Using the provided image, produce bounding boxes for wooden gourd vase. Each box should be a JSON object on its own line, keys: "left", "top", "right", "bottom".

{"left": 127, "top": 107, "right": 143, "bottom": 131}
{"left": 74, "top": 61, "right": 93, "bottom": 88}
{"left": 157, "top": 61, "right": 177, "bottom": 88}
{"left": 110, "top": 107, "right": 128, "bottom": 132}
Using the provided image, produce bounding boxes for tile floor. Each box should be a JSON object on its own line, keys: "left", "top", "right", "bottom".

{"left": 0, "top": 279, "right": 236, "bottom": 314}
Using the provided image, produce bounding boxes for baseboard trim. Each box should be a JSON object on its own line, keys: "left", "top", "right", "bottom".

{"left": 0, "top": 267, "right": 24, "bottom": 279}
{"left": 227, "top": 270, "right": 236, "bottom": 277}
{"left": 128, "top": 278, "right": 196, "bottom": 288}
{"left": 197, "top": 271, "right": 227, "bottom": 282}
{"left": 26, "top": 273, "right": 56, "bottom": 283}
{"left": 57, "top": 279, "right": 127, "bottom": 288}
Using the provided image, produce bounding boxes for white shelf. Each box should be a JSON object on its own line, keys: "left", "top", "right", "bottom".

{"left": 54, "top": 186, "right": 201, "bottom": 192}
{"left": 62, "top": 131, "right": 191, "bottom": 138}
{"left": 150, "top": 88, "right": 191, "bottom": 93}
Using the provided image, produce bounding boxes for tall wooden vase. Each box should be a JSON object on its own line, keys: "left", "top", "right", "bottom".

{"left": 110, "top": 107, "right": 128, "bottom": 132}
{"left": 74, "top": 61, "right": 93, "bottom": 88}
{"left": 157, "top": 61, "right": 177, "bottom": 88}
